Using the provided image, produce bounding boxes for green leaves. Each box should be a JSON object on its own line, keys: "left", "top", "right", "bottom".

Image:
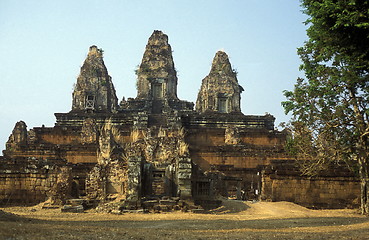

{"left": 283, "top": 0, "right": 369, "bottom": 175}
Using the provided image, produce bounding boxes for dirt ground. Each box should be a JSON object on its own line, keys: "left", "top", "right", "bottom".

{"left": 1, "top": 200, "right": 369, "bottom": 240}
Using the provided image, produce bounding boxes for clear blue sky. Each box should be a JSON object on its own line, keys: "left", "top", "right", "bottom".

{"left": 0, "top": 0, "right": 307, "bottom": 153}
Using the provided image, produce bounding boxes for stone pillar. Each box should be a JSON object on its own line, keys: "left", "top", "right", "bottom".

{"left": 127, "top": 156, "right": 142, "bottom": 202}
{"left": 176, "top": 157, "right": 192, "bottom": 200}
{"left": 236, "top": 181, "right": 242, "bottom": 200}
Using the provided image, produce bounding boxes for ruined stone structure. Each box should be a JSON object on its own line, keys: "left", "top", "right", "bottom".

{"left": 0, "top": 30, "right": 360, "bottom": 210}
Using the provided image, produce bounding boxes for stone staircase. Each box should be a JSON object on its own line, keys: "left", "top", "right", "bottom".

{"left": 148, "top": 114, "right": 167, "bottom": 127}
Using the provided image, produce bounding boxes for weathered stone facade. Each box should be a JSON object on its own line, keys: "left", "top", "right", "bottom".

{"left": 0, "top": 30, "right": 359, "bottom": 210}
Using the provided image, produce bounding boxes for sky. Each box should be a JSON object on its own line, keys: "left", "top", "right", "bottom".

{"left": 0, "top": 0, "right": 308, "bottom": 153}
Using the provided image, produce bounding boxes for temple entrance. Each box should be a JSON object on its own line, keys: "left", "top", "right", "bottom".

{"left": 218, "top": 97, "right": 228, "bottom": 113}
{"left": 71, "top": 181, "right": 79, "bottom": 198}
{"left": 152, "top": 83, "right": 163, "bottom": 99}
{"left": 152, "top": 170, "right": 166, "bottom": 196}
{"left": 194, "top": 181, "right": 211, "bottom": 197}
{"left": 142, "top": 164, "right": 178, "bottom": 198}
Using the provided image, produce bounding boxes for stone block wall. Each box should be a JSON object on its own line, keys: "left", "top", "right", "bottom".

{"left": 261, "top": 162, "right": 360, "bottom": 209}
{"left": 0, "top": 173, "right": 50, "bottom": 204}
{"left": 0, "top": 157, "right": 72, "bottom": 206}
{"left": 64, "top": 148, "right": 97, "bottom": 164}
{"left": 34, "top": 127, "right": 81, "bottom": 145}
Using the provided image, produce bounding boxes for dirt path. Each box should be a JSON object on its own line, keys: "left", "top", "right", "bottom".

{"left": 1, "top": 201, "right": 368, "bottom": 240}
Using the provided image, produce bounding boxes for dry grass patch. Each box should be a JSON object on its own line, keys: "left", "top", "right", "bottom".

{"left": 1, "top": 201, "right": 368, "bottom": 240}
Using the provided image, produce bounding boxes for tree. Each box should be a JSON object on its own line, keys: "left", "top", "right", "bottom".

{"left": 283, "top": 0, "right": 369, "bottom": 214}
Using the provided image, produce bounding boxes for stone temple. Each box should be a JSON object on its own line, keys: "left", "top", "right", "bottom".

{"left": 0, "top": 30, "right": 360, "bottom": 210}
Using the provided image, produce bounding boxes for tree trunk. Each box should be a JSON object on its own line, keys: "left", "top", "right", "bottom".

{"left": 359, "top": 159, "right": 369, "bottom": 215}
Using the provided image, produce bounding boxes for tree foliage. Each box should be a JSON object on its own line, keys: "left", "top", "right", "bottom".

{"left": 283, "top": 0, "right": 369, "bottom": 214}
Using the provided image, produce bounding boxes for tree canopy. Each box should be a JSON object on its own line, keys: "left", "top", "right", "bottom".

{"left": 283, "top": 0, "right": 369, "bottom": 214}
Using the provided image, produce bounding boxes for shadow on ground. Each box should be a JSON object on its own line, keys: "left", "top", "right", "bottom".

{"left": 1, "top": 213, "right": 369, "bottom": 240}
{"left": 8, "top": 216, "right": 369, "bottom": 230}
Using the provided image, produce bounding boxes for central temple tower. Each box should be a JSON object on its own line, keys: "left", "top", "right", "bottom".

{"left": 136, "top": 30, "right": 178, "bottom": 100}
{"left": 123, "top": 30, "right": 193, "bottom": 114}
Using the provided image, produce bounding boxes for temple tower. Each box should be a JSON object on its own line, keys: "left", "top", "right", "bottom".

{"left": 196, "top": 51, "right": 244, "bottom": 113}
{"left": 72, "top": 46, "right": 118, "bottom": 113}
{"left": 136, "top": 30, "right": 178, "bottom": 100}
{"left": 6, "top": 121, "right": 28, "bottom": 149}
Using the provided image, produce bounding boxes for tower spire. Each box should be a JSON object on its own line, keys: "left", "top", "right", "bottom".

{"left": 72, "top": 46, "right": 118, "bottom": 112}
{"left": 196, "top": 51, "right": 244, "bottom": 113}
{"left": 136, "top": 30, "right": 178, "bottom": 100}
